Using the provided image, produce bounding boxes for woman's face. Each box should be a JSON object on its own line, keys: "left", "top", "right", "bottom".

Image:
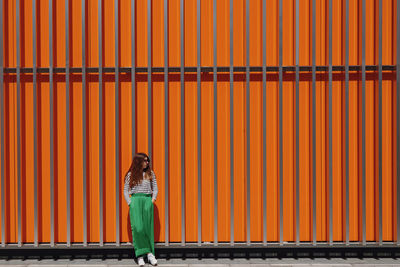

{"left": 142, "top": 157, "right": 149, "bottom": 169}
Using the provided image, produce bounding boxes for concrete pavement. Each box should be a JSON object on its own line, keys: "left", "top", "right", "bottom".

{"left": 1, "top": 257, "right": 400, "bottom": 266}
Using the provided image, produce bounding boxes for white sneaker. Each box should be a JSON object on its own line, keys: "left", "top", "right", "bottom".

{"left": 137, "top": 256, "right": 145, "bottom": 267}
{"left": 147, "top": 253, "right": 158, "bottom": 266}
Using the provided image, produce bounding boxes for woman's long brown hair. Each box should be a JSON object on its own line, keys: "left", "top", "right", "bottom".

{"left": 125, "top": 152, "right": 152, "bottom": 188}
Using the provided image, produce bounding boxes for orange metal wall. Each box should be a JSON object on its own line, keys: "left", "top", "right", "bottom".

{"left": 0, "top": 0, "right": 398, "bottom": 244}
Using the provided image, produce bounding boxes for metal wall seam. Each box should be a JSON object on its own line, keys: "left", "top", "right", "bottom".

{"left": 378, "top": 0, "right": 382, "bottom": 247}
{"left": 229, "top": 0, "right": 234, "bottom": 247}
{"left": 82, "top": 0, "right": 87, "bottom": 247}
{"left": 16, "top": 0, "right": 21, "bottom": 247}
{"left": 197, "top": 0, "right": 202, "bottom": 247}
{"left": 345, "top": 0, "right": 350, "bottom": 247}
{"left": 262, "top": 0, "right": 267, "bottom": 247}
{"left": 99, "top": 0, "right": 103, "bottom": 247}
{"left": 213, "top": 0, "right": 218, "bottom": 246}
{"left": 180, "top": 0, "right": 186, "bottom": 246}
{"left": 147, "top": 0, "right": 152, "bottom": 160}
{"left": 245, "top": 0, "right": 250, "bottom": 247}
{"left": 0, "top": 0, "right": 4, "bottom": 247}
{"left": 115, "top": 0, "right": 120, "bottom": 246}
{"left": 163, "top": 0, "right": 169, "bottom": 247}
{"left": 295, "top": 0, "right": 300, "bottom": 247}
{"left": 311, "top": 0, "right": 316, "bottom": 247}
{"left": 49, "top": 0, "right": 55, "bottom": 248}
{"left": 397, "top": 0, "right": 400, "bottom": 247}
{"left": 65, "top": 0, "right": 71, "bottom": 248}
{"left": 328, "top": 0, "right": 333, "bottom": 246}
{"left": 278, "top": 0, "right": 283, "bottom": 246}
{"left": 361, "top": 0, "right": 366, "bottom": 246}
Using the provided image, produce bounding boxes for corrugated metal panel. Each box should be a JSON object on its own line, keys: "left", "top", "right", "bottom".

{"left": 0, "top": 0, "right": 398, "bottom": 246}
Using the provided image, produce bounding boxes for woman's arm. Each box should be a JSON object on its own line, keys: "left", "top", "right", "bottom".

{"left": 151, "top": 171, "right": 158, "bottom": 202}
{"left": 123, "top": 172, "right": 132, "bottom": 206}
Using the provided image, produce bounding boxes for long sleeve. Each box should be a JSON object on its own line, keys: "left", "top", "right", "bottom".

{"left": 123, "top": 172, "right": 132, "bottom": 206}
{"left": 151, "top": 171, "right": 158, "bottom": 201}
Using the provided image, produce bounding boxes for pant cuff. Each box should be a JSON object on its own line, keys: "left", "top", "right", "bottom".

{"left": 135, "top": 248, "right": 151, "bottom": 258}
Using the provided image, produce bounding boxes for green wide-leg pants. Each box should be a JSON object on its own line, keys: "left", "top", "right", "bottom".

{"left": 129, "top": 193, "right": 155, "bottom": 257}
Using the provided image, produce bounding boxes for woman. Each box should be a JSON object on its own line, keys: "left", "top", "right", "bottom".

{"left": 124, "top": 152, "right": 159, "bottom": 266}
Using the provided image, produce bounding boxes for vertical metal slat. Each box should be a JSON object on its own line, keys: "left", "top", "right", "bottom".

{"left": 229, "top": 0, "right": 234, "bottom": 247}
{"left": 98, "top": 0, "right": 103, "bottom": 247}
{"left": 345, "top": 0, "right": 350, "bottom": 247}
{"left": 163, "top": 0, "right": 169, "bottom": 247}
{"left": 180, "top": 0, "right": 186, "bottom": 246}
{"left": 131, "top": 0, "right": 136, "bottom": 161}
{"left": 65, "top": 0, "right": 71, "bottom": 248}
{"left": 115, "top": 0, "right": 120, "bottom": 246}
{"left": 278, "top": 0, "right": 283, "bottom": 246}
{"left": 245, "top": 0, "right": 250, "bottom": 247}
{"left": 49, "top": 0, "right": 55, "bottom": 248}
{"left": 295, "top": 0, "right": 300, "bottom": 247}
{"left": 82, "top": 0, "right": 87, "bottom": 247}
{"left": 16, "top": 0, "right": 21, "bottom": 248}
{"left": 397, "top": 0, "right": 400, "bottom": 247}
{"left": 0, "top": 0, "right": 4, "bottom": 248}
{"left": 197, "top": 0, "right": 202, "bottom": 247}
{"left": 213, "top": 0, "right": 218, "bottom": 246}
{"left": 328, "top": 0, "right": 333, "bottom": 246}
{"left": 147, "top": 0, "right": 152, "bottom": 160}
{"left": 33, "top": 0, "right": 39, "bottom": 248}
{"left": 378, "top": 0, "right": 383, "bottom": 247}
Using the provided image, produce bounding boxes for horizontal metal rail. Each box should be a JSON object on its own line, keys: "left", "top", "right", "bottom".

{"left": 0, "top": 242, "right": 399, "bottom": 260}
{"left": 1, "top": 65, "right": 396, "bottom": 74}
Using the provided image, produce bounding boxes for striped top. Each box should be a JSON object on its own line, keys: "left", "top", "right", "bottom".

{"left": 123, "top": 170, "right": 158, "bottom": 206}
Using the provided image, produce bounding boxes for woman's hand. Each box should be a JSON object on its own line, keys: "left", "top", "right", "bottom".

{"left": 152, "top": 199, "right": 155, "bottom": 204}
